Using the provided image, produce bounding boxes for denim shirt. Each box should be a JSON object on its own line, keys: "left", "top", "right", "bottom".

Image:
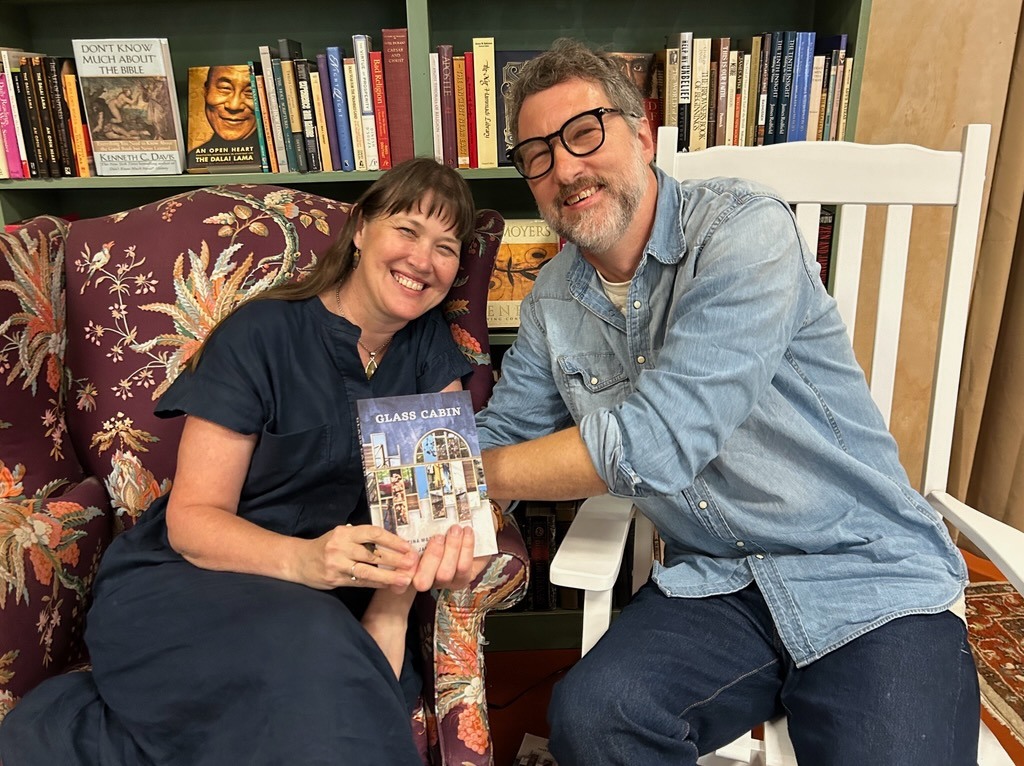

{"left": 476, "top": 167, "right": 966, "bottom": 667}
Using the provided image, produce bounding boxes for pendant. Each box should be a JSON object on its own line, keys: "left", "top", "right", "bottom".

{"left": 365, "top": 354, "right": 378, "bottom": 379}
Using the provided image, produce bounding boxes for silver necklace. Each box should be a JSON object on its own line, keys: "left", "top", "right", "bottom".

{"left": 335, "top": 283, "right": 393, "bottom": 379}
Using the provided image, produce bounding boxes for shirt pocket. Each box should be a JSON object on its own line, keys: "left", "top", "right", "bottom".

{"left": 558, "top": 353, "right": 631, "bottom": 419}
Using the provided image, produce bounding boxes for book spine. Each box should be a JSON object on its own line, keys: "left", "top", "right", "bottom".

{"left": 258, "top": 45, "right": 289, "bottom": 172}
{"left": 314, "top": 53, "right": 340, "bottom": 171}
{"left": 246, "top": 62, "right": 271, "bottom": 173}
{"left": 837, "top": 56, "right": 854, "bottom": 141}
{"left": 28, "top": 57, "right": 59, "bottom": 177}
{"left": 775, "top": 32, "right": 797, "bottom": 144}
{"left": 325, "top": 47, "right": 355, "bottom": 171}
{"left": 343, "top": 57, "right": 367, "bottom": 171}
{"left": 662, "top": 47, "right": 678, "bottom": 128}
{"left": 822, "top": 49, "right": 842, "bottom": 141}
{"left": 254, "top": 74, "right": 279, "bottom": 172}
{"left": 18, "top": 60, "right": 47, "bottom": 178}
{"left": 755, "top": 32, "right": 772, "bottom": 146}
{"left": 2, "top": 53, "right": 31, "bottom": 177}
{"left": 725, "top": 50, "right": 738, "bottom": 146}
{"left": 744, "top": 36, "right": 761, "bottom": 147}
{"left": 453, "top": 55, "right": 469, "bottom": 168}
{"left": 293, "top": 58, "right": 321, "bottom": 172}
{"left": 279, "top": 58, "right": 308, "bottom": 172}
{"left": 0, "top": 70, "right": 24, "bottom": 178}
{"left": 42, "top": 57, "right": 75, "bottom": 176}
{"left": 828, "top": 53, "right": 847, "bottom": 140}
{"left": 309, "top": 70, "right": 334, "bottom": 170}
{"left": 270, "top": 58, "right": 300, "bottom": 172}
{"left": 436, "top": 44, "right": 457, "bottom": 168}
{"left": 428, "top": 52, "right": 443, "bottom": 164}
{"left": 688, "top": 38, "right": 710, "bottom": 151}
{"left": 706, "top": 62, "right": 718, "bottom": 147}
{"left": 711, "top": 38, "right": 730, "bottom": 147}
{"left": 675, "top": 32, "right": 692, "bottom": 151}
{"left": 381, "top": 28, "right": 414, "bottom": 165}
{"left": 814, "top": 54, "right": 831, "bottom": 141}
{"left": 735, "top": 53, "right": 747, "bottom": 147}
{"left": 463, "top": 51, "right": 477, "bottom": 168}
{"left": 764, "top": 32, "right": 785, "bottom": 145}
{"left": 369, "top": 50, "right": 391, "bottom": 170}
{"left": 352, "top": 34, "right": 379, "bottom": 171}
{"left": 471, "top": 37, "right": 497, "bottom": 169}
{"left": 805, "top": 55, "right": 825, "bottom": 141}
{"left": 61, "top": 72, "right": 90, "bottom": 177}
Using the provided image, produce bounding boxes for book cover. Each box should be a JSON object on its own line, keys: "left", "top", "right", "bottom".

{"left": 0, "top": 65, "right": 23, "bottom": 178}
{"left": 428, "top": 52, "right": 443, "bottom": 163}
{"left": 71, "top": 38, "right": 185, "bottom": 176}
{"left": 472, "top": 37, "right": 497, "bottom": 168}
{"left": 487, "top": 218, "right": 559, "bottom": 328}
{"left": 711, "top": 37, "right": 730, "bottom": 147}
{"left": 356, "top": 390, "right": 497, "bottom": 557}
{"left": 185, "top": 65, "right": 262, "bottom": 174}
{"left": 277, "top": 38, "right": 308, "bottom": 172}
{"left": 464, "top": 50, "right": 477, "bottom": 167}
{"left": 381, "top": 28, "right": 414, "bottom": 165}
{"left": 606, "top": 50, "right": 660, "bottom": 134}
{"left": 686, "top": 40, "right": 710, "bottom": 151}
{"left": 11, "top": 63, "right": 39, "bottom": 177}
{"left": 247, "top": 62, "right": 272, "bottom": 172}
{"left": 42, "top": 57, "right": 76, "bottom": 176}
{"left": 774, "top": 31, "right": 798, "bottom": 143}
{"left": 325, "top": 46, "right": 355, "bottom": 171}
{"left": 763, "top": 31, "right": 785, "bottom": 146}
{"left": 61, "top": 70, "right": 92, "bottom": 176}
{"left": 453, "top": 54, "right": 469, "bottom": 168}
{"left": 662, "top": 46, "right": 678, "bottom": 129}
{"left": 343, "top": 57, "right": 367, "bottom": 170}
{"left": 269, "top": 57, "right": 300, "bottom": 171}
{"left": 786, "top": 31, "right": 816, "bottom": 143}
{"left": 495, "top": 50, "right": 541, "bottom": 165}
{"left": 436, "top": 43, "right": 457, "bottom": 168}
{"left": 676, "top": 32, "right": 692, "bottom": 151}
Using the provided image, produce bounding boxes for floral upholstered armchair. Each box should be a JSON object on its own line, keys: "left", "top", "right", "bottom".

{"left": 0, "top": 184, "right": 528, "bottom": 765}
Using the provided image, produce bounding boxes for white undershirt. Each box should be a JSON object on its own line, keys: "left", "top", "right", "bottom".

{"left": 597, "top": 270, "right": 631, "bottom": 315}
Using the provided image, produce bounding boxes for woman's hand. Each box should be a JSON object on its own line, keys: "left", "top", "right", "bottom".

{"left": 412, "top": 524, "right": 494, "bottom": 592}
{"left": 297, "top": 524, "right": 419, "bottom": 592}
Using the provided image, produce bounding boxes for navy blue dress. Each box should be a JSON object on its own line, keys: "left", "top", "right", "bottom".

{"left": 0, "top": 296, "right": 471, "bottom": 766}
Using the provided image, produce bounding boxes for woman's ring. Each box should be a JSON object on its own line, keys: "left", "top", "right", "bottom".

{"left": 349, "top": 563, "right": 358, "bottom": 582}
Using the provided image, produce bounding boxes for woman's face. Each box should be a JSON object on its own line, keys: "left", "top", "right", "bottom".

{"left": 350, "top": 200, "right": 463, "bottom": 326}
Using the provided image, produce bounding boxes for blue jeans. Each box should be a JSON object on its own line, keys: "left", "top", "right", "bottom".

{"left": 549, "top": 582, "right": 979, "bottom": 766}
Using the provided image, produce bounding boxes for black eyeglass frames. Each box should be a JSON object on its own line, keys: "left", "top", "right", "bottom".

{"left": 506, "top": 107, "right": 637, "bottom": 179}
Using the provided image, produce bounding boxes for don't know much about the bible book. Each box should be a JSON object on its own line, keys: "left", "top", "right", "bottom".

{"left": 356, "top": 390, "right": 497, "bottom": 557}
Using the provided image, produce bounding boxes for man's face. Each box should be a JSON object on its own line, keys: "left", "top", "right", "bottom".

{"left": 204, "top": 65, "right": 256, "bottom": 141}
{"left": 517, "top": 78, "right": 653, "bottom": 256}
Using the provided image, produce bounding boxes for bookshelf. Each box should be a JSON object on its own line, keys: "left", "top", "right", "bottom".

{"left": 0, "top": 0, "right": 870, "bottom": 225}
{"left": 0, "top": 0, "right": 872, "bottom": 647}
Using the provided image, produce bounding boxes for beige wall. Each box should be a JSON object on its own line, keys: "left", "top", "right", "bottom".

{"left": 851, "top": 0, "right": 1020, "bottom": 486}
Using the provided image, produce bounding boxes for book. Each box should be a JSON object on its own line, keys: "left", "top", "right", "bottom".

{"left": 185, "top": 65, "right": 262, "bottom": 174}
{"left": 711, "top": 37, "right": 730, "bottom": 147}
{"left": 0, "top": 48, "right": 41, "bottom": 178}
{"left": 277, "top": 38, "right": 308, "bottom": 172}
{"left": 836, "top": 56, "right": 854, "bottom": 141}
{"left": 436, "top": 43, "right": 457, "bottom": 168}
{"left": 269, "top": 57, "right": 300, "bottom": 171}
{"left": 676, "top": 32, "right": 692, "bottom": 151}
{"left": 428, "top": 52, "right": 443, "bottom": 163}
{"left": 744, "top": 35, "right": 762, "bottom": 147}
{"left": 42, "top": 57, "right": 76, "bottom": 176}
{"left": 495, "top": 50, "right": 541, "bottom": 165}
{"left": 606, "top": 51, "right": 660, "bottom": 135}
{"left": 71, "top": 38, "right": 185, "bottom": 176}
{"left": 352, "top": 34, "right": 379, "bottom": 171}
{"left": 662, "top": 46, "right": 678, "bottom": 128}
{"left": 247, "top": 62, "right": 272, "bottom": 173}
{"left": 257, "top": 44, "right": 289, "bottom": 172}
{"left": 369, "top": 50, "right": 391, "bottom": 170}
{"left": 805, "top": 55, "right": 826, "bottom": 141}
{"left": 0, "top": 63, "right": 24, "bottom": 178}
{"left": 525, "top": 503, "right": 557, "bottom": 610}
{"left": 23, "top": 56, "right": 56, "bottom": 177}
{"left": 325, "top": 46, "right": 355, "bottom": 171}
{"left": 356, "top": 390, "right": 497, "bottom": 557}
{"left": 487, "top": 218, "right": 559, "bottom": 328}
{"left": 343, "top": 57, "right": 367, "bottom": 170}
{"left": 472, "top": 37, "right": 497, "bottom": 169}
{"left": 786, "top": 31, "right": 816, "bottom": 142}
{"left": 453, "top": 54, "right": 469, "bottom": 168}
{"left": 755, "top": 32, "right": 772, "bottom": 145}
{"left": 309, "top": 66, "right": 336, "bottom": 170}
{"left": 687, "top": 40, "right": 711, "bottom": 151}
{"left": 463, "top": 50, "right": 477, "bottom": 167}
{"left": 763, "top": 31, "right": 785, "bottom": 145}
{"left": 292, "top": 57, "right": 322, "bottom": 172}
{"left": 381, "top": 28, "right": 414, "bottom": 165}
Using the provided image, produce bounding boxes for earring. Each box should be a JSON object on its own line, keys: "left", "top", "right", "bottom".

{"left": 353, "top": 248, "right": 361, "bottom": 268}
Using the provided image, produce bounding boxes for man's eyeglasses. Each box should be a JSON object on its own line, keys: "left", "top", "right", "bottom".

{"left": 506, "top": 107, "right": 636, "bottom": 180}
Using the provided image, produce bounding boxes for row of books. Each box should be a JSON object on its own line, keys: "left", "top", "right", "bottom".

{"left": 663, "top": 31, "right": 854, "bottom": 151}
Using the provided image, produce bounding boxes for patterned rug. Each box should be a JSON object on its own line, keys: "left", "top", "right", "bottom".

{"left": 966, "top": 581, "right": 1024, "bottom": 747}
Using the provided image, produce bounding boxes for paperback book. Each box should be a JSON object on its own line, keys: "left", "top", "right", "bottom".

{"left": 487, "top": 218, "right": 560, "bottom": 327}
{"left": 356, "top": 390, "right": 497, "bottom": 557}
{"left": 71, "top": 38, "right": 185, "bottom": 175}
{"left": 185, "top": 65, "right": 262, "bottom": 174}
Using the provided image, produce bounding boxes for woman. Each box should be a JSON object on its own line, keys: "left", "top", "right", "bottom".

{"left": 0, "top": 158, "right": 491, "bottom": 765}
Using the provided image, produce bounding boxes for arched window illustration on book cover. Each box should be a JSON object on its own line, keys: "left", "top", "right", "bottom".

{"left": 356, "top": 390, "right": 497, "bottom": 556}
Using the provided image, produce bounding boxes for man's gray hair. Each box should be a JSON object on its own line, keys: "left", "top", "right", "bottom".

{"left": 506, "top": 38, "right": 646, "bottom": 146}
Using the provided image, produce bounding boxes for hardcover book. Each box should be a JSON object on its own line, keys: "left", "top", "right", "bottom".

{"left": 71, "top": 38, "right": 185, "bottom": 175}
{"left": 356, "top": 391, "right": 497, "bottom": 557}
{"left": 494, "top": 50, "right": 540, "bottom": 165}
{"left": 185, "top": 64, "right": 262, "bottom": 174}
{"left": 487, "top": 218, "right": 559, "bottom": 328}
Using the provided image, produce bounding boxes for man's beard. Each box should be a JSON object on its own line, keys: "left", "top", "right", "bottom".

{"left": 540, "top": 149, "right": 649, "bottom": 255}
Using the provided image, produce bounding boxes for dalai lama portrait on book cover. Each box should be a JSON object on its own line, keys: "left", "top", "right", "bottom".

{"left": 186, "top": 64, "right": 262, "bottom": 173}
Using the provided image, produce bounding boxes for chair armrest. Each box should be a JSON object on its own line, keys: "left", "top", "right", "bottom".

{"left": 928, "top": 490, "right": 1024, "bottom": 594}
{"left": 549, "top": 494, "right": 636, "bottom": 591}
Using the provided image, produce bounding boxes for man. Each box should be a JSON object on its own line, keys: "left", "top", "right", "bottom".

{"left": 186, "top": 64, "right": 260, "bottom": 172}
{"left": 475, "top": 38, "right": 979, "bottom": 765}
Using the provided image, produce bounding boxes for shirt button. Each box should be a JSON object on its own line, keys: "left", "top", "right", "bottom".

{"left": 637, "top": 355, "right": 646, "bottom": 364}
{"left": 590, "top": 376, "right": 599, "bottom": 385}
{"left": 697, "top": 500, "right": 708, "bottom": 509}
{"left": 736, "top": 541, "right": 745, "bottom": 548}
{"left": 755, "top": 554, "right": 765, "bottom": 560}
{"left": 633, "top": 300, "right": 642, "bottom": 309}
